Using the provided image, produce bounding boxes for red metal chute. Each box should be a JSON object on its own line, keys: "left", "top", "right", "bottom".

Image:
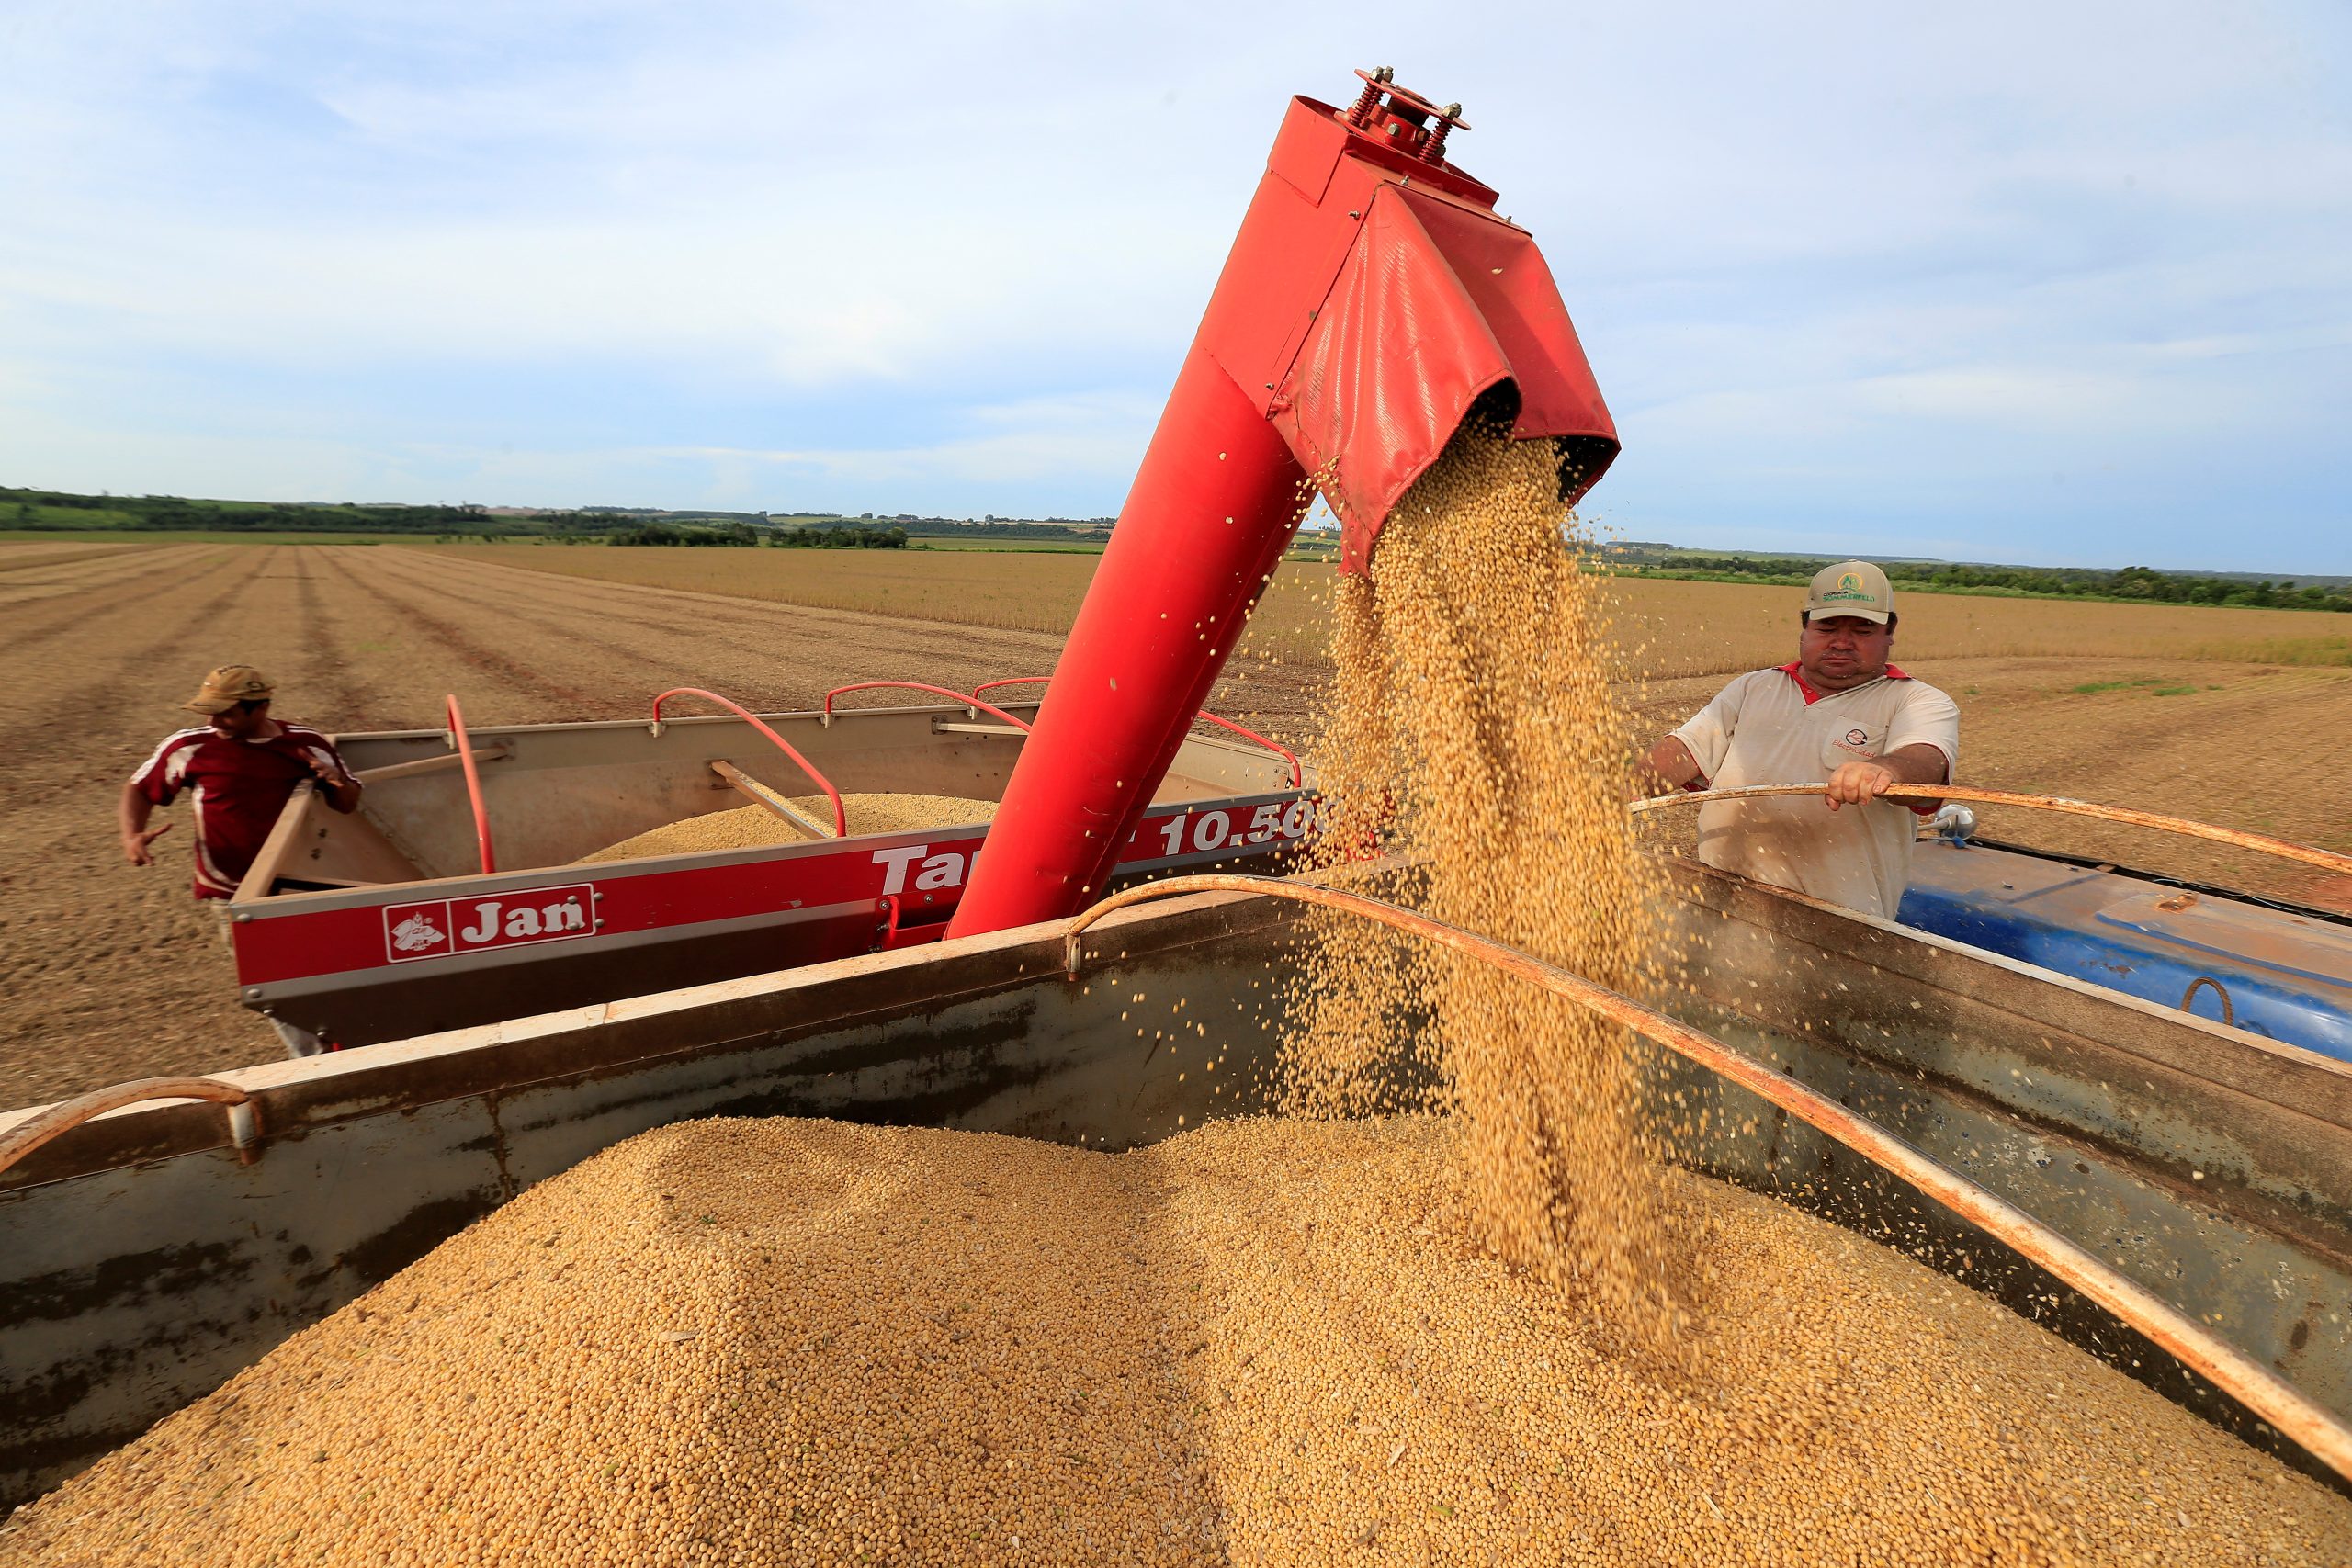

{"left": 1273, "top": 183, "right": 1617, "bottom": 572}
{"left": 948, "top": 68, "right": 1616, "bottom": 938}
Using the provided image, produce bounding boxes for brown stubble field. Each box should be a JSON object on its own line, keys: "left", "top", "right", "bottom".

{"left": 3, "top": 537, "right": 2349, "bottom": 1109}
{"left": 425, "top": 539, "right": 2352, "bottom": 672}
{"left": 0, "top": 540, "right": 1321, "bottom": 1107}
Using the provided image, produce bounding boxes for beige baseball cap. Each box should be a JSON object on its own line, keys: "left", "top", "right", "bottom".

{"left": 1805, "top": 560, "right": 1894, "bottom": 624}
{"left": 184, "top": 664, "right": 275, "bottom": 714}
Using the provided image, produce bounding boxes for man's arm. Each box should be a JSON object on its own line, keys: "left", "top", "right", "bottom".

{"left": 300, "top": 748, "right": 364, "bottom": 814}
{"left": 1824, "top": 743, "right": 1949, "bottom": 813}
{"left": 1644, "top": 676, "right": 1743, "bottom": 798}
{"left": 311, "top": 768, "right": 363, "bottom": 814}
{"left": 119, "top": 780, "right": 173, "bottom": 865}
{"left": 1634, "top": 735, "right": 1707, "bottom": 797}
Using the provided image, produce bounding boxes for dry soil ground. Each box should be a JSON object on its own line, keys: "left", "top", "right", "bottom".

{"left": 4, "top": 540, "right": 2349, "bottom": 1108}
{"left": 0, "top": 542, "right": 1320, "bottom": 1106}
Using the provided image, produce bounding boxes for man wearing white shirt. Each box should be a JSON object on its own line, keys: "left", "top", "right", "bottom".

{"left": 1640, "top": 561, "right": 1959, "bottom": 919}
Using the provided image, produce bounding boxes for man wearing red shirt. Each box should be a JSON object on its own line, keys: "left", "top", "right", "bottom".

{"left": 120, "top": 666, "right": 363, "bottom": 1055}
{"left": 120, "top": 664, "right": 363, "bottom": 898}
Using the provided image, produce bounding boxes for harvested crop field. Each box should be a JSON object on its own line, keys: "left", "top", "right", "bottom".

{"left": 0, "top": 540, "right": 1317, "bottom": 1107}
{"left": 3, "top": 539, "right": 2349, "bottom": 1107}
{"left": 422, "top": 539, "right": 2352, "bottom": 673}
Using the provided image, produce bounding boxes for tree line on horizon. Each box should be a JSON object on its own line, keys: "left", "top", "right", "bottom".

{"left": 607, "top": 520, "right": 909, "bottom": 548}
{"left": 5, "top": 486, "right": 508, "bottom": 535}
{"left": 2, "top": 485, "right": 1095, "bottom": 545}
{"left": 1635, "top": 553, "right": 2352, "bottom": 613}
{"left": 8, "top": 482, "right": 2337, "bottom": 606}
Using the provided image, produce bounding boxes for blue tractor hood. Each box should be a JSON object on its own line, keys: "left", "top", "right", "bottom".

{"left": 1899, "top": 838, "right": 2352, "bottom": 1063}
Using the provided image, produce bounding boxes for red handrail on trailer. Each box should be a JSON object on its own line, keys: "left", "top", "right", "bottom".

{"left": 969, "top": 678, "right": 1303, "bottom": 789}
{"left": 970, "top": 676, "right": 1052, "bottom": 701}
{"left": 822, "top": 682, "right": 1035, "bottom": 732}
{"left": 650, "top": 687, "right": 848, "bottom": 839}
{"left": 444, "top": 694, "right": 497, "bottom": 874}
{"left": 1189, "top": 711, "right": 1304, "bottom": 789}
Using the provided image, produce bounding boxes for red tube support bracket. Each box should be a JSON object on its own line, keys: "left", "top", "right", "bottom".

{"left": 651, "top": 687, "right": 848, "bottom": 840}
{"left": 970, "top": 679, "right": 1301, "bottom": 787}
{"left": 970, "top": 677, "right": 1052, "bottom": 702}
{"left": 1189, "top": 711, "right": 1304, "bottom": 790}
{"left": 949, "top": 67, "right": 1616, "bottom": 939}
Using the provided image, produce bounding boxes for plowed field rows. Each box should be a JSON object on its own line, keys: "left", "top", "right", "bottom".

{"left": 3, "top": 541, "right": 2348, "bottom": 1107}
{"left": 0, "top": 543, "right": 1317, "bottom": 1107}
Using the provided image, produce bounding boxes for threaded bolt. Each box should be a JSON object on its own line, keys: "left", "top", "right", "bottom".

{"left": 1420, "top": 106, "right": 1461, "bottom": 164}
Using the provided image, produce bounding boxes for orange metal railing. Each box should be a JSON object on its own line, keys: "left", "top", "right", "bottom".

{"left": 1632, "top": 783, "right": 2352, "bottom": 879}
{"left": 0, "top": 1077, "right": 259, "bottom": 1178}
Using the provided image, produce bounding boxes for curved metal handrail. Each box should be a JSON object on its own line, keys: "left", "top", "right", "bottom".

{"left": 970, "top": 676, "right": 1052, "bottom": 701}
{"left": 1190, "top": 710, "right": 1305, "bottom": 788}
{"left": 822, "top": 682, "right": 1035, "bottom": 732}
{"left": 0, "top": 1077, "right": 258, "bottom": 1178}
{"left": 444, "top": 694, "right": 497, "bottom": 874}
{"left": 650, "top": 688, "right": 846, "bottom": 839}
{"left": 1058, "top": 872, "right": 2352, "bottom": 1486}
{"left": 1631, "top": 784, "right": 2352, "bottom": 879}
{"left": 969, "top": 677, "right": 1304, "bottom": 788}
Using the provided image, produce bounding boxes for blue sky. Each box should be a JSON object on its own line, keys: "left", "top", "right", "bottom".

{"left": 3, "top": 2, "right": 2346, "bottom": 571}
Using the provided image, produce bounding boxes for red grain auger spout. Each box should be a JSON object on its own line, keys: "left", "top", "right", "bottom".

{"left": 949, "top": 66, "right": 1620, "bottom": 937}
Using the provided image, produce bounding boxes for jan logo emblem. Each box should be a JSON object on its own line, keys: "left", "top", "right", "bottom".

{"left": 384, "top": 884, "right": 597, "bottom": 963}
{"left": 387, "top": 905, "right": 450, "bottom": 956}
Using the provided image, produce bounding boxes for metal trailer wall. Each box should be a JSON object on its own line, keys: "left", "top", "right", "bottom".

{"left": 5, "top": 870, "right": 2349, "bottom": 1506}
{"left": 1650, "top": 862, "right": 2352, "bottom": 1474}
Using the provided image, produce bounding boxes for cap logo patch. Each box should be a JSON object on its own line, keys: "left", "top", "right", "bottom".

{"left": 1820, "top": 570, "right": 1874, "bottom": 603}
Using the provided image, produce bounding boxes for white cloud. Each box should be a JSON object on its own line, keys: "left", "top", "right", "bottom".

{"left": 1, "top": 1, "right": 2346, "bottom": 565}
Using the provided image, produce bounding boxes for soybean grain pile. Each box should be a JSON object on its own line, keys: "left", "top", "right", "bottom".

{"left": 6, "top": 1116, "right": 2345, "bottom": 1567}
{"left": 578, "top": 794, "right": 998, "bottom": 863}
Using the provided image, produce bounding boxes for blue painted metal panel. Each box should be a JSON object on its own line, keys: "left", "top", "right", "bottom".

{"left": 1898, "top": 840, "right": 2352, "bottom": 1062}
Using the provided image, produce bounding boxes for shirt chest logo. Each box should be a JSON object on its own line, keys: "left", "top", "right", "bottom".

{"left": 1822, "top": 718, "right": 1883, "bottom": 763}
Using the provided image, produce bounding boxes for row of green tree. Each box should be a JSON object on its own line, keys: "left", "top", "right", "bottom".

{"left": 607, "top": 521, "right": 910, "bottom": 548}
{"left": 3, "top": 486, "right": 510, "bottom": 535}
{"left": 610, "top": 521, "right": 761, "bottom": 547}
{"left": 1641, "top": 555, "right": 2352, "bottom": 612}
{"left": 771, "top": 525, "right": 910, "bottom": 549}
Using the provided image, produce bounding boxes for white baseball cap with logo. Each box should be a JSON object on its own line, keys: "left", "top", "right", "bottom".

{"left": 1805, "top": 560, "right": 1894, "bottom": 625}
